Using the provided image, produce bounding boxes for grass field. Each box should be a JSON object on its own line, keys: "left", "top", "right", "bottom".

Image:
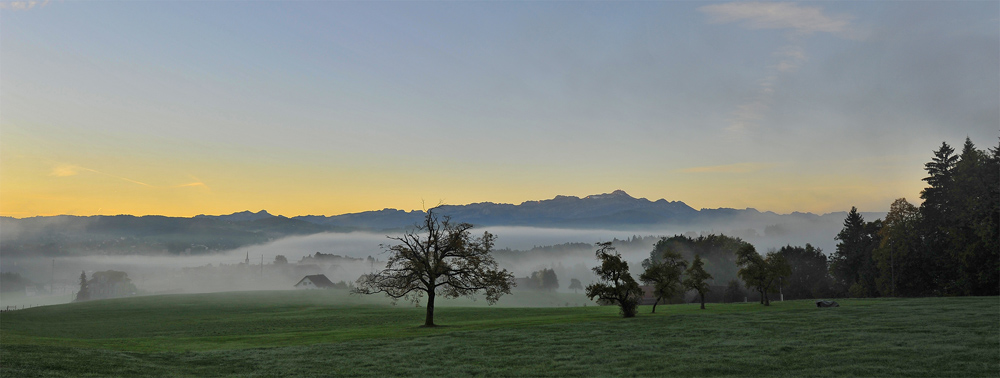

{"left": 1, "top": 290, "right": 997, "bottom": 377}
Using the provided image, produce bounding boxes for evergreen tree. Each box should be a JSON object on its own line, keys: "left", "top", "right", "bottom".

{"left": 919, "top": 142, "right": 960, "bottom": 293}
{"left": 75, "top": 271, "right": 89, "bottom": 302}
{"left": 921, "top": 141, "right": 959, "bottom": 214}
{"left": 830, "top": 207, "right": 881, "bottom": 297}
{"left": 949, "top": 138, "right": 999, "bottom": 295}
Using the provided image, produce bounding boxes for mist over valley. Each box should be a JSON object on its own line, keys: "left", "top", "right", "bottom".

{"left": 1, "top": 191, "right": 883, "bottom": 305}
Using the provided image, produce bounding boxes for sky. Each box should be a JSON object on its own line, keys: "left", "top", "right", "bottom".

{"left": 1, "top": 1, "right": 997, "bottom": 218}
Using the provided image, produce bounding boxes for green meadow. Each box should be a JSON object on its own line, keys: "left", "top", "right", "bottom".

{"left": 1, "top": 291, "right": 997, "bottom": 377}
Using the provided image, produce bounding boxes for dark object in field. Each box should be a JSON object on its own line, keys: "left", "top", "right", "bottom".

{"left": 816, "top": 300, "right": 840, "bottom": 307}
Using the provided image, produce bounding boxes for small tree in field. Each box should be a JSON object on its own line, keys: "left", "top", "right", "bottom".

{"left": 683, "top": 254, "right": 713, "bottom": 309}
{"left": 355, "top": 210, "right": 515, "bottom": 327}
{"left": 586, "top": 242, "right": 643, "bottom": 318}
{"left": 569, "top": 278, "right": 583, "bottom": 293}
{"left": 763, "top": 252, "right": 792, "bottom": 304}
{"left": 639, "top": 241, "right": 687, "bottom": 313}
{"left": 737, "top": 243, "right": 767, "bottom": 304}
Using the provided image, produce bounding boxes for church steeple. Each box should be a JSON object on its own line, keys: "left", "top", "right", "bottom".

{"left": 245, "top": 251, "right": 250, "bottom": 265}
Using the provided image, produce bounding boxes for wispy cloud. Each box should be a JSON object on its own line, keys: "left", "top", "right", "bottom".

{"left": 773, "top": 45, "right": 807, "bottom": 73}
{"left": 0, "top": 0, "right": 49, "bottom": 11}
{"left": 51, "top": 164, "right": 82, "bottom": 177}
{"left": 174, "top": 175, "right": 210, "bottom": 191}
{"left": 49, "top": 164, "right": 216, "bottom": 192}
{"left": 700, "top": 2, "right": 856, "bottom": 133}
{"left": 699, "top": 2, "right": 853, "bottom": 36}
{"left": 50, "top": 164, "right": 152, "bottom": 187}
{"left": 679, "top": 162, "right": 774, "bottom": 174}
{"left": 174, "top": 182, "right": 207, "bottom": 188}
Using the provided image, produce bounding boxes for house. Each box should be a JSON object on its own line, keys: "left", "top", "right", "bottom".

{"left": 294, "top": 274, "right": 336, "bottom": 289}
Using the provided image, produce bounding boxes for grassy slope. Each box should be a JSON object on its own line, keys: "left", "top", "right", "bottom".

{"left": 1, "top": 291, "right": 997, "bottom": 377}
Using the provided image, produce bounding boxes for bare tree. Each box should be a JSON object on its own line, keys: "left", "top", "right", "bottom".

{"left": 354, "top": 209, "right": 515, "bottom": 327}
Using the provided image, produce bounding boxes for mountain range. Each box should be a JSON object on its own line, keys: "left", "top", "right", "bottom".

{"left": 1, "top": 190, "right": 882, "bottom": 257}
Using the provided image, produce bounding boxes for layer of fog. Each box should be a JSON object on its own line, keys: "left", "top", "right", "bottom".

{"left": 2, "top": 215, "right": 857, "bottom": 308}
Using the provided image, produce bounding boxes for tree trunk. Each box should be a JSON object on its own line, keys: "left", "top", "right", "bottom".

{"left": 764, "top": 291, "right": 770, "bottom": 306}
{"left": 700, "top": 292, "right": 705, "bottom": 310}
{"left": 651, "top": 297, "right": 660, "bottom": 313}
{"left": 759, "top": 288, "right": 764, "bottom": 304}
{"left": 424, "top": 292, "right": 436, "bottom": 327}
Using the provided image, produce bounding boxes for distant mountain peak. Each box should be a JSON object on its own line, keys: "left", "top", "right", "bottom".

{"left": 584, "top": 190, "right": 633, "bottom": 200}
{"left": 195, "top": 209, "right": 277, "bottom": 222}
{"left": 230, "top": 210, "right": 275, "bottom": 217}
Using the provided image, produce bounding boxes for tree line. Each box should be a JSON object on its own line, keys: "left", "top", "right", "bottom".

{"left": 356, "top": 138, "right": 997, "bottom": 324}
{"left": 830, "top": 138, "right": 999, "bottom": 297}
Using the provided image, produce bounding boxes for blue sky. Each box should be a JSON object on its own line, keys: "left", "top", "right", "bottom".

{"left": 1, "top": 1, "right": 997, "bottom": 217}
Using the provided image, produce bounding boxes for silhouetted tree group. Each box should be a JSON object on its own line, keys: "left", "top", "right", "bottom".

{"left": 524, "top": 268, "right": 559, "bottom": 291}
{"left": 831, "top": 138, "right": 999, "bottom": 297}
{"left": 639, "top": 239, "right": 688, "bottom": 313}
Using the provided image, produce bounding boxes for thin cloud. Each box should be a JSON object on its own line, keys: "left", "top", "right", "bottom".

{"left": 699, "top": 2, "right": 853, "bottom": 36}
{"left": 175, "top": 174, "right": 206, "bottom": 188}
{"left": 50, "top": 164, "right": 152, "bottom": 187}
{"left": 773, "top": 46, "right": 807, "bottom": 73}
{"left": 679, "top": 162, "right": 774, "bottom": 174}
{"left": 701, "top": 2, "right": 856, "bottom": 132}
{"left": 50, "top": 164, "right": 82, "bottom": 177}
{"left": 0, "top": 0, "right": 50, "bottom": 11}
{"left": 174, "top": 182, "right": 209, "bottom": 192}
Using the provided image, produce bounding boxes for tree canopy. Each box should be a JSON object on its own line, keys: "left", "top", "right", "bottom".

{"left": 586, "top": 242, "right": 643, "bottom": 318}
{"left": 568, "top": 278, "right": 583, "bottom": 293}
{"left": 682, "top": 255, "right": 713, "bottom": 309}
{"left": 776, "top": 244, "right": 832, "bottom": 300}
{"left": 639, "top": 238, "right": 688, "bottom": 313}
{"left": 355, "top": 210, "right": 515, "bottom": 327}
{"left": 831, "top": 137, "right": 998, "bottom": 298}
{"left": 736, "top": 244, "right": 790, "bottom": 306}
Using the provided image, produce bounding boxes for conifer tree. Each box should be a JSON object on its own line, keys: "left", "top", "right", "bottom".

{"left": 75, "top": 271, "right": 89, "bottom": 302}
